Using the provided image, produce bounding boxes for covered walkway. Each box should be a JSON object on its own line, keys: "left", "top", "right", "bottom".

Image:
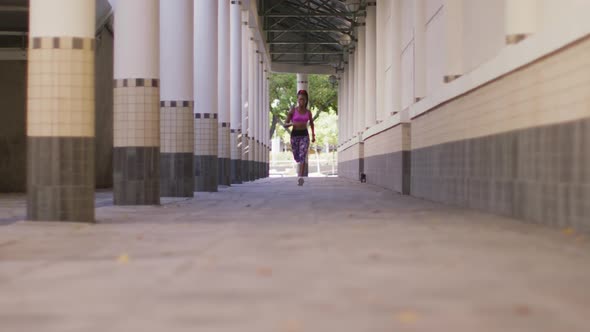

{"left": 1, "top": 177, "right": 589, "bottom": 331}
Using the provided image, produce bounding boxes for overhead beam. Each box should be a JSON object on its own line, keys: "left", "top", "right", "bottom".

{"left": 266, "top": 28, "right": 351, "bottom": 32}
{"left": 0, "top": 5, "right": 28, "bottom": 12}
{"left": 268, "top": 41, "right": 339, "bottom": 45}
{"left": 270, "top": 51, "right": 343, "bottom": 55}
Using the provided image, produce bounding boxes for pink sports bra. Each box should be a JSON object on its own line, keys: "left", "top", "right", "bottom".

{"left": 292, "top": 108, "right": 311, "bottom": 124}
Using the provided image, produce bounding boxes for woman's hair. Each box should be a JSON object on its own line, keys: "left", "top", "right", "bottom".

{"left": 297, "top": 89, "right": 308, "bottom": 108}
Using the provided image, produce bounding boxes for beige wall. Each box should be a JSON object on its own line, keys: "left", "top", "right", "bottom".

{"left": 413, "top": 36, "right": 590, "bottom": 150}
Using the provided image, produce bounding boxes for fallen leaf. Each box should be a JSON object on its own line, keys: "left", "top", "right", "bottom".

{"left": 562, "top": 227, "right": 575, "bottom": 235}
{"left": 514, "top": 304, "right": 531, "bottom": 316}
{"left": 117, "top": 254, "right": 130, "bottom": 264}
{"left": 394, "top": 310, "right": 419, "bottom": 324}
{"left": 256, "top": 267, "right": 273, "bottom": 277}
{"left": 281, "top": 319, "right": 303, "bottom": 332}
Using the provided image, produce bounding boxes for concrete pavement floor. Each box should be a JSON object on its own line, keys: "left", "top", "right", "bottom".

{"left": 0, "top": 177, "right": 589, "bottom": 332}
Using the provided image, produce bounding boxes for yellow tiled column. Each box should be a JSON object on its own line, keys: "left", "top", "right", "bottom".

{"left": 27, "top": 0, "right": 96, "bottom": 222}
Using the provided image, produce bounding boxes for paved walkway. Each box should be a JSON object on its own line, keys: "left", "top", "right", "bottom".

{"left": 1, "top": 177, "right": 589, "bottom": 332}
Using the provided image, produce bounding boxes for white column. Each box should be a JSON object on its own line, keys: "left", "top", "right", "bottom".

{"left": 230, "top": 0, "right": 242, "bottom": 183}
{"left": 414, "top": 0, "right": 426, "bottom": 101}
{"left": 357, "top": 22, "right": 366, "bottom": 132}
{"left": 194, "top": 0, "right": 218, "bottom": 192}
{"left": 347, "top": 52, "right": 355, "bottom": 140}
{"left": 27, "top": 0, "right": 96, "bottom": 221}
{"left": 341, "top": 66, "right": 348, "bottom": 142}
{"left": 296, "top": 73, "right": 309, "bottom": 92}
{"left": 376, "top": 0, "right": 384, "bottom": 122}
{"left": 505, "top": 0, "right": 537, "bottom": 44}
{"left": 247, "top": 37, "right": 256, "bottom": 181}
{"left": 218, "top": 0, "right": 231, "bottom": 185}
{"left": 365, "top": 1, "right": 377, "bottom": 128}
{"left": 390, "top": 0, "right": 402, "bottom": 116}
{"left": 353, "top": 46, "right": 360, "bottom": 136}
{"left": 444, "top": 0, "right": 463, "bottom": 83}
{"left": 241, "top": 12, "right": 250, "bottom": 181}
{"left": 160, "top": 0, "right": 194, "bottom": 197}
{"left": 113, "top": 0, "right": 160, "bottom": 205}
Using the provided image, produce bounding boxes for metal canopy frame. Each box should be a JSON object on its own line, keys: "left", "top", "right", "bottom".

{"left": 259, "top": 0, "right": 365, "bottom": 71}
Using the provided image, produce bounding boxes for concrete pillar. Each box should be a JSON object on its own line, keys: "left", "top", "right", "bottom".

{"left": 159, "top": 0, "right": 194, "bottom": 197}
{"left": 444, "top": 0, "right": 463, "bottom": 83}
{"left": 414, "top": 0, "right": 426, "bottom": 101}
{"left": 347, "top": 52, "right": 355, "bottom": 140}
{"left": 241, "top": 12, "right": 250, "bottom": 182}
{"left": 364, "top": 1, "right": 377, "bottom": 128}
{"left": 248, "top": 37, "right": 256, "bottom": 181}
{"left": 341, "top": 65, "right": 348, "bottom": 142}
{"left": 27, "top": 0, "right": 96, "bottom": 221}
{"left": 357, "top": 22, "right": 366, "bottom": 133}
{"left": 113, "top": 0, "right": 160, "bottom": 205}
{"left": 296, "top": 73, "right": 308, "bottom": 92}
{"left": 194, "top": 0, "right": 218, "bottom": 192}
{"left": 230, "top": 0, "right": 242, "bottom": 184}
{"left": 218, "top": 0, "right": 231, "bottom": 186}
{"left": 390, "top": 0, "right": 402, "bottom": 114}
{"left": 257, "top": 58, "right": 263, "bottom": 179}
{"left": 505, "top": 0, "right": 537, "bottom": 44}
{"left": 375, "top": 0, "right": 384, "bottom": 123}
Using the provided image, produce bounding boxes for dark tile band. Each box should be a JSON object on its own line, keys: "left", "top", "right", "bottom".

{"left": 194, "top": 113, "right": 218, "bottom": 119}
{"left": 160, "top": 100, "right": 194, "bottom": 108}
{"left": 114, "top": 78, "right": 160, "bottom": 88}
{"left": 31, "top": 36, "right": 95, "bottom": 51}
{"left": 220, "top": 122, "right": 230, "bottom": 128}
{"left": 230, "top": 129, "right": 242, "bottom": 133}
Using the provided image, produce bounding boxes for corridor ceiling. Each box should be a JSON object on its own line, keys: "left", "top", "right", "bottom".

{"left": 259, "top": 0, "right": 363, "bottom": 74}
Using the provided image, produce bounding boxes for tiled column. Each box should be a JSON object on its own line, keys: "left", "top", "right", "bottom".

{"left": 247, "top": 38, "right": 256, "bottom": 181}
{"left": 444, "top": 0, "right": 463, "bottom": 83}
{"left": 264, "top": 69, "right": 270, "bottom": 177}
{"left": 241, "top": 13, "right": 250, "bottom": 181}
{"left": 505, "top": 0, "right": 537, "bottom": 44}
{"left": 159, "top": 0, "right": 193, "bottom": 197}
{"left": 194, "top": 0, "right": 218, "bottom": 192}
{"left": 218, "top": 0, "right": 231, "bottom": 186}
{"left": 296, "top": 73, "right": 308, "bottom": 92}
{"left": 113, "top": 0, "right": 160, "bottom": 205}
{"left": 365, "top": 1, "right": 377, "bottom": 128}
{"left": 27, "top": 0, "right": 95, "bottom": 221}
{"left": 257, "top": 56, "right": 264, "bottom": 179}
{"left": 230, "top": 0, "right": 242, "bottom": 184}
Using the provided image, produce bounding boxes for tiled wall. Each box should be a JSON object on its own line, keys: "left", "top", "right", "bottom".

{"left": 364, "top": 124, "right": 411, "bottom": 194}
{"left": 160, "top": 100, "right": 194, "bottom": 197}
{"left": 338, "top": 142, "right": 364, "bottom": 181}
{"left": 194, "top": 113, "right": 218, "bottom": 191}
{"left": 230, "top": 129, "right": 242, "bottom": 183}
{"left": 411, "top": 37, "right": 590, "bottom": 230}
{"left": 218, "top": 122, "right": 231, "bottom": 185}
{"left": 27, "top": 36, "right": 95, "bottom": 221}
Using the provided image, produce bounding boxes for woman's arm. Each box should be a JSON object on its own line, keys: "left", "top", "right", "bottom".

{"left": 283, "top": 108, "right": 294, "bottom": 128}
{"left": 309, "top": 110, "right": 315, "bottom": 142}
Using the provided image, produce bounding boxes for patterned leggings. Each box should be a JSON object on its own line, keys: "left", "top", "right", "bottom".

{"left": 290, "top": 135, "right": 310, "bottom": 163}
